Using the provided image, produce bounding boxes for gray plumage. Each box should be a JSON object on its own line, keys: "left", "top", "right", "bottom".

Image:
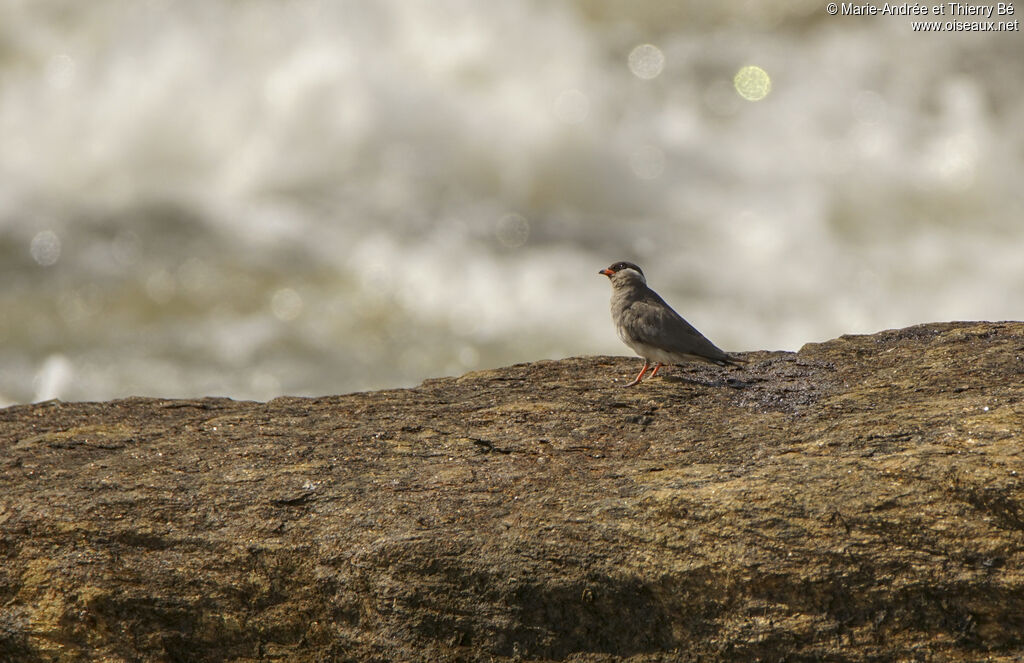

{"left": 599, "top": 261, "right": 742, "bottom": 385}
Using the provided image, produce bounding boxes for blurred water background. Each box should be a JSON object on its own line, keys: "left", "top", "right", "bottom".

{"left": 2, "top": 0, "right": 1023, "bottom": 405}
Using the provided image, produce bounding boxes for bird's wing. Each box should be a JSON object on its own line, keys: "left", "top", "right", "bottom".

{"left": 623, "top": 294, "right": 733, "bottom": 363}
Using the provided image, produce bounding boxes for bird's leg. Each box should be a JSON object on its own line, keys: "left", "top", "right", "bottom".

{"left": 648, "top": 362, "right": 664, "bottom": 378}
{"left": 625, "top": 359, "right": 650, "bottom": 387}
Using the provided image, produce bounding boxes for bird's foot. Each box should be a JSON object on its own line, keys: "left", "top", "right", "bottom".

{"left": 624, "top": 360, "right": 652, "bottom": 387}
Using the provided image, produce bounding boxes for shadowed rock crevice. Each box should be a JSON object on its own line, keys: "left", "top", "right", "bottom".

{"left": 2, "top": 321, "right": 1023, "bottom": 661}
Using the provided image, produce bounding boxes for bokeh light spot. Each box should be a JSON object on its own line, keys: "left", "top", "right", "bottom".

{"left": 45, "top": 54, "right": 77, "bottom": 90}
{"left": 145, "top": 269, "right": 177, "bottom": 304}
{"left": 495, "top": 214, "right": 529, "bottom": 248}
{"left": 271, "top": 288, "right": 304, "bottom": 321}
{"left": 733, "top": 65, "right": 772, "bottom": 101}
{"left": 628, "top": 44, "right": 665, "bottom": 80}
{"left": 928, "top": 133, "right": 977, "bottom": 189}
{"left": 33, "top": 354, "right": 73, "bottom": 402}
{"left": 30, "top": 230, "right": 61, "bottom": 266}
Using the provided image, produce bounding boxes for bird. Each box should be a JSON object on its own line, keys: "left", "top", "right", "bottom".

{"left": 598, "top": 261, "right": 744, "bottom": 386}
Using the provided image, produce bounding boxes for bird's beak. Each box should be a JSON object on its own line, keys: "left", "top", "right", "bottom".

{"left": 599, "top": 268, "right": 614, "bottom": 277}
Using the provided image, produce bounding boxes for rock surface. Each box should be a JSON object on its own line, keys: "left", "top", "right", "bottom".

{"left": 2, "top": 321, "right": 1023, "bottom": 662}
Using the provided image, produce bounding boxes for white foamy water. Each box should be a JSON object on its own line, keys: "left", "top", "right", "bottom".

{"left": 2, "top": 1, "right": 1022, "bottom": 405}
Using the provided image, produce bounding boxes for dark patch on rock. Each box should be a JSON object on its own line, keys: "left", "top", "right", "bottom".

{"left": 2, "top": 321, "right": 1023, "bottom": 661}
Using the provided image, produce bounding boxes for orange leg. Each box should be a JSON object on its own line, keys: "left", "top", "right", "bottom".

{"left": 648, "top": 363, "right": 664, "bottom": 378}
{"left": 625, "top": 359, "right": 651, "bottom": 387}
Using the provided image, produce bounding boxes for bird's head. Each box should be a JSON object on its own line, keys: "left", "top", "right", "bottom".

{"left": 599, "top": 261, "right": 646, "bottom": 286}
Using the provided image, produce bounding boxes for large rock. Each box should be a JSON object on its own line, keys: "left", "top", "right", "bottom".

{"left": 1, "top": 321, "right": 1022, "bottom": 661}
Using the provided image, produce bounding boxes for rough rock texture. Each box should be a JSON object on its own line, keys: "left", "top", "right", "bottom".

{"left": 2, "top": 321, "right": 1023, "bottom": 662}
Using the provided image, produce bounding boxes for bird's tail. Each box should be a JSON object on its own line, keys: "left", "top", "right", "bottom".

{"left": 718, "top": 354, "right": 748, "bottom": 367}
